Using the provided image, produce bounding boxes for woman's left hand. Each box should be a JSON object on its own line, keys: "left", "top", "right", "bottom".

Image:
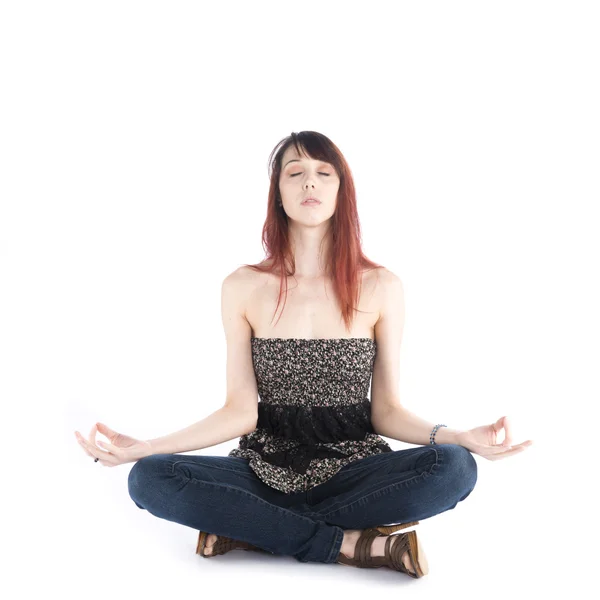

{"left": 456, "top": 416, "right": 533, "bottom": 461}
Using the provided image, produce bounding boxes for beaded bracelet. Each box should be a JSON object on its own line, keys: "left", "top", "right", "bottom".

{"left": 429, "top": 424, "right": 447, "bottom": 445}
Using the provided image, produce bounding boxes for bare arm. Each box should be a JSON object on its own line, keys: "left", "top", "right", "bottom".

{"left": 144, "top": 405, "right": 256, "bottom": 455}
{"left": 144, "top": 268, "right": 259, "bottom": 456}
{"left": 372, "top": 406, "right": 464, "bottom": 446}
{"left": 370, "top": 270, "right": 465, "bottom": 446}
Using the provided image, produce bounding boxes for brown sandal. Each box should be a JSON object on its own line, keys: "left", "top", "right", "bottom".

{"left": 337, "top": 526, "right": 428, "bottom": 578}
{"left": 196, "top": 531, "right": 272, "bottom": 558}
{"left": 196, "top": 521, "right": 421, "bottom": 562}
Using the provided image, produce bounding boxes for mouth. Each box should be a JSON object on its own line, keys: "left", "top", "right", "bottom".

{"left": 302, "top": 197, "right": 321, "bottom": 205}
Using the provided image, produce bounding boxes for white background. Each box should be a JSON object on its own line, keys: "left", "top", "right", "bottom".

{"left": 1, "top": 1, "right": 598, "bottom": 597}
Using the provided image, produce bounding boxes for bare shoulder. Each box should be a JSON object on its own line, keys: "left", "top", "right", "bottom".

{"left": 222, "top": 265, "right": 264, "bottom": 291}
{"left": 370, "top": 267, "right": 404, "bottom": 323}
{"left": 374, "top": 267, "right": 403, "bottom": 289}
{"left": 223, "top": 265, "right": 261, "bottom": 285}
{"left": 221, "top": 265, "right": 265, "bottom": 321}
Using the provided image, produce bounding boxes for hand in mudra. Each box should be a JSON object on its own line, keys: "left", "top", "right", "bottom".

{"left": 456, "top": 416, "right": 533, "bottom": 460}
{"left": 75, "top": 422, "right": 152, "bottom": 467}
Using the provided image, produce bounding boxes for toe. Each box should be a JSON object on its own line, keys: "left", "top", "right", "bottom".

{"left": 205, "top": 534, "right": 217, "bottom": 556}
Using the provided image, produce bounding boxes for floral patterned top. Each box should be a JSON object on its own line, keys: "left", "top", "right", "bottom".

{"left": 228, "top": 337, "right": 393, "bottom": 494}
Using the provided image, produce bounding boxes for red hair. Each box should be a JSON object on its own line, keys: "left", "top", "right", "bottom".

{"left": 242, "top": 131, "right": 384, "bottom": 333}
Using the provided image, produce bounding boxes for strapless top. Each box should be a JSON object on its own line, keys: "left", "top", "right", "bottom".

{"left": 228, "top": 337, "right": 393, "bottom": 494}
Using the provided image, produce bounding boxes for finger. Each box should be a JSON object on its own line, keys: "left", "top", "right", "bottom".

{"left": 493, "top": 439, "right": 533, "bottom": 452}
{"left": 89, "top": 424, "right": 116, "bottom": 455}
{"left": 487, "top": 447, "right": 525, "bottom": 460}
{"left": 486, "top": 440, "right": 533, "bottom": 460}
{"left": 96, "top": 422, "right": 117, "bottom": 442}
{"left": 76, "top": 434, "right": 98, "bottom": 458}
{"left": 88, "top": 423, "right": 98, "bottom": 446}
{"left": 75, "top": 432, "right": 95, "bottom": 458}
{"left": 501, "top": 416, "right": 514, "bottom": 447}
{"left": 480, "top": 442, "right": 517, "bottom": 455}
{"left": 492, "top": 415, "right": 510, "bottom": 447}
{"left": 477, "top": 438, "right": 532, "bottom": 456}
{"left": 503, "top": 439, "right": 534, "bottom": 450}
{"left": 76, "top": 432, "right": 114, "bottom": 462}
{"left": 96, "top": 439, "right": 118, "bottom": 456}
{"left": 83, "top": 427, "right": 102, "bottom": 454}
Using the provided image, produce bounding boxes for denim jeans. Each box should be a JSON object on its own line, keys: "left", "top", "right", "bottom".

{"left": 128, "top": 443, "right": 477, "bottom": 564}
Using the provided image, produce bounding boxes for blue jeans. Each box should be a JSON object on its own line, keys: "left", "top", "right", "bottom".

{"left": 128, "top": 443, "right": 477, "bottom": 564}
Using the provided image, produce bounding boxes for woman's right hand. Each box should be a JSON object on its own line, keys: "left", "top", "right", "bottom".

{"left": 74, "top": 422, "right": 153, "bottom": 467}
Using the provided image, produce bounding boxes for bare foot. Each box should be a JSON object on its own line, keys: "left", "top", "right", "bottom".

{"left": 339, "top": 529, "right": 416, "bottom": 574}
{"left": 202, "top": 533, "right": 218, "bottom": 556}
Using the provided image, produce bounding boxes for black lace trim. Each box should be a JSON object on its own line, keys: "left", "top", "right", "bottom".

{"left": 239, "top": 438, "right": 392, "bottom": 474}
{"left": 257, "top": 398, "right": 377, "bottom": 445}
{"left": 263, "top": 444, "right": 348, "bottom": 474}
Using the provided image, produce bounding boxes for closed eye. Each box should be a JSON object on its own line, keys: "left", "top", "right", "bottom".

{"left": 290, "top": 173, "right": 330, "bottom": 177}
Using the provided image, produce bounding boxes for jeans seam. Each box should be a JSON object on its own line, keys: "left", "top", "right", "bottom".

{"left": 171, "top": 458, "right": 253, "bottom": 477}
{"left": 335, "top": 445, "right": 438, "bottom": 475}
{"left": 318, "top": 446, "right": 442, "bottom": 520}
{"left": 326, "top": 526, "right": 344, "bottom": 563}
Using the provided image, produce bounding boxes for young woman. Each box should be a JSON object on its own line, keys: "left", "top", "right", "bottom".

{"left": 74, "top": 130, "right": 533, "bottom": 578}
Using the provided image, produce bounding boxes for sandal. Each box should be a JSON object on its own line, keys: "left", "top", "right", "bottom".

{"left": 337, "top": 527, "right": 428, "bottom": 578}
{"left": 196, "top": 520, "right": 420, "bottom": 561}
{"left": 196, "top": 531, "right": 271, "bottom": 558}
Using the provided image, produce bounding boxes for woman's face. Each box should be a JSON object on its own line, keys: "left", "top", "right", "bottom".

{"left": 278, "top": 146, "right": 340, "bottom": 225}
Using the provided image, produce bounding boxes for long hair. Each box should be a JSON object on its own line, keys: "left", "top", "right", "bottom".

{"left": 242, "top": 131, "right": 384, "bottom": 333}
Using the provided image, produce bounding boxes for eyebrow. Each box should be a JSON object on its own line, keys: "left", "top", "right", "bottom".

{"left": 283, "top": 159, "right": 330, "bottom": 168}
